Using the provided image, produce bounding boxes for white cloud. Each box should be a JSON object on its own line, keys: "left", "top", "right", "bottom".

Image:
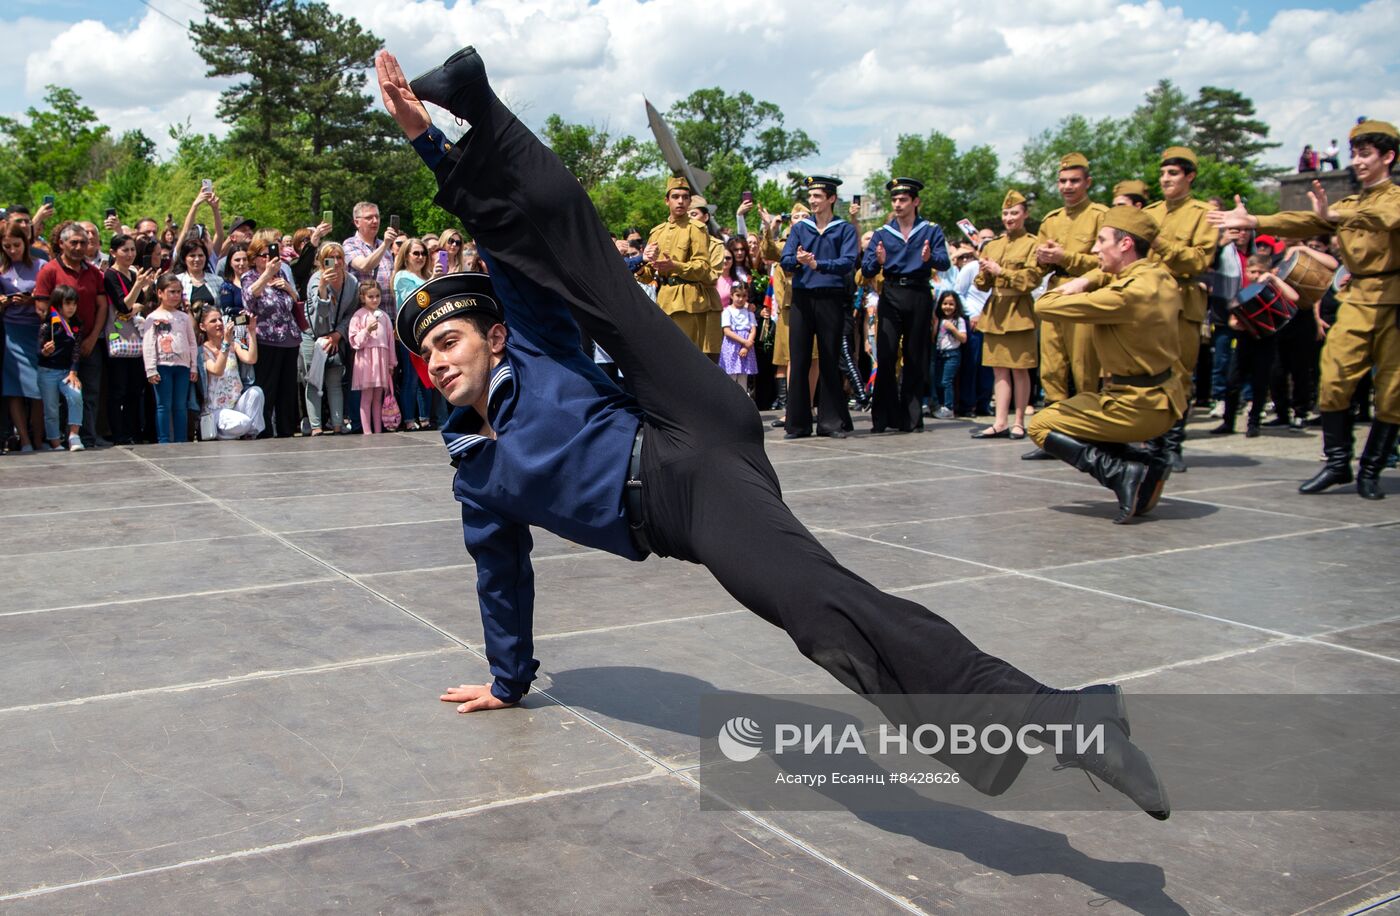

{"left": 3, "top": 0, "right": 1398, "bottom": 190}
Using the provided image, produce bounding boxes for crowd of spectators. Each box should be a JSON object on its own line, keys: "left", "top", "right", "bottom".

{"left": 0, "top": 169, "right": 1383, "bottom": 455}
{"left": 0, "top": 188, "right": 469, "bottom": 451}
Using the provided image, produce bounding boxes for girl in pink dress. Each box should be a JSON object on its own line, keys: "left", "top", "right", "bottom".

{"left": 348, "top": 284, "right": 398, "bottom": 433}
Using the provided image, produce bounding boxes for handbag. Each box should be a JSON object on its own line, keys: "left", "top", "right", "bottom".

{"left": 381, "top": 388, "right": 402, "bottom": 431}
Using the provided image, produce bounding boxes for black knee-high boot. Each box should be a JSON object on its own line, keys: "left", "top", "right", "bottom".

{"left": 1299, "top": 410, "right": 1354, "bottom": 494}
{"left": 1357, "top": 421, "right": 1398, "bottom": 500}
{"left": 1041, "top": 432, "right": 1149, "bottom": 524}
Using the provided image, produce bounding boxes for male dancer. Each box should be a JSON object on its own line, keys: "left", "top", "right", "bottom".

{"left": 1025, "top": 153, "right": 1108, "bottom": 460}
{"left": 860, "top": 177, "right": 949, "bottom": 433}
{"left": 1029, "top": 207, "right": 1186, "bottom": 522}
{"left": 780, "top": 176, "right": 858, "bottom": 438}
{"left": 378, "top": 47, "right": 1167, "bottom": 817}
{"left": 1210, "top": 120, "right": 1399, "bottom": 499}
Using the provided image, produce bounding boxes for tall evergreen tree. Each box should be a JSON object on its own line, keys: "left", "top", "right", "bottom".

{"left": 1187, "top": 86, "right": 1280, "bottom": 179}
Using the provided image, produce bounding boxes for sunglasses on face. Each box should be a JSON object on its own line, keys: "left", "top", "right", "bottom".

{"left": 446, "top": 238, "right": 463, "bottom": 246}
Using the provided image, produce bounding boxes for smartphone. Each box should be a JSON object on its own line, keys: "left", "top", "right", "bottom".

{"left": 234, "top": 312, "right": 249, "bottom": 326}
{"left": 321, "top": 210, "right": 333, "bottom": 226}
{"left": 201, "top": 178, "right": 213, "bottom": 194}
{"left": 742, "top": 190, "right": 753, "bottom": 204}
{"left": 957, "top": 218, "right": 980, "bottom": 243}
{"left": 139, "top": 248, "right": 153, "bottom": 269}
{"left": 437, "top": 250, "right": 450, "bottom": 271}
{"left": 853, "top": 194, "right": 862, "bottom": 208}
{"left": 43, "top": 195, "right": 55, "bottom": 207}
{"left": 389, "top": 214, "right": 400, "bottom": 231}
{"left": 322, "top": 257, "right": 334, "bottom": 269}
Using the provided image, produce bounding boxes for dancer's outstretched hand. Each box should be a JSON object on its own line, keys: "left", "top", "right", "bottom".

{"left": 440, "top": 682, "right": 515, "bottom": 713}
{"left": 377, "top": 50, "right": 431, "bottom": 140}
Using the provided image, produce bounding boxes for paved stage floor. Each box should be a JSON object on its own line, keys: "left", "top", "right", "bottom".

{"left": 2, "top": 414, "right": 1397, "bottom": 914}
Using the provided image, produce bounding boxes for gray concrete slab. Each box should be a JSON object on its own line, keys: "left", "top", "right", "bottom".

{"left": 1, "top": 421, "right": 1395, "bottom": 914}
{"left": 0, "top": 653, "right": 655, "bottom": 899}
{"left": 3, "top": 777, "right": 905, "bottom": 915}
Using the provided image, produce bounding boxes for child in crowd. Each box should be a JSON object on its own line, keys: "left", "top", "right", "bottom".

{"left": 197, "top": 305, "right": 264, "bottom": 439}
{"left": 1211, "top": 254, "right": 1299, "bottom": 438}
{"left": 36, "top": 285, "right": 84, "bottom": 451}
{"left": 930, "top": 290, "right": 968, "bottom": 419}
{"left": 348, "top": 283, "right": 397, "bottom": 434}
{"left": 718, "top": 281, "right": 757, "bottom": 390}
{"left": 141, "top": 273, "right": 199, "bottom": 444}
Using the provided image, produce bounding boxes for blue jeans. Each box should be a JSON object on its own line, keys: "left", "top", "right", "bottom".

{"left": 397, "top": 340, "right": 432, "bottom": 422}
{"left": 1210, "top": 324, "right": 1233, "bottom": 401}
{"left": 931, "top": 348, "right": 961, "bottom": 410}
{"left": 38, "top": 366, "right": 83, "bottom": 441}
{"left": 154, "top": 364, "right": 191, "bottom": 444}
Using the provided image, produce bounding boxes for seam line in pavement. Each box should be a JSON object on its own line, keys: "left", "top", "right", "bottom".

{"left": 0, "top": 499, "right": 205, "bottom": 521}
{"left": 0, "top": 769, "right": 668, "bottom": 904}
{"left": 0, "top": 647, "right": 462, "bottom": 715}
{"left": 0, "top": 577, "right": 339, "bottom": 619}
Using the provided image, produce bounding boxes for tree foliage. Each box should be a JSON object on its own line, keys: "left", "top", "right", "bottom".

{"left": 865, "top": 132, "right": 1003, "bottom": 232}
{"left": 1187, "top": 86, "right": 1280, "bottom": 180}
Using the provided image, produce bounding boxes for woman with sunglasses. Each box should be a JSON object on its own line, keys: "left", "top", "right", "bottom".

{"left": 437, "top": 229, "right": 469, "bottom": 274}
{"left": 242, "top": 237, "right": 304, "bottom": 436}
{"left": 391, "top": 238, "right": 436, "bottom": 429}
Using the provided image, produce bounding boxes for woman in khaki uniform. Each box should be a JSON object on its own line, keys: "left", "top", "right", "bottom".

{"left": 971, "top": 190, "right": 1040, "bottom": 439}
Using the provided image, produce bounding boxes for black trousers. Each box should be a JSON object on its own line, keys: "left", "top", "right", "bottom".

{"left": 1270, "top": 316, "right": 1316, "bottom": 421}
{"left": 106, "top": 356, "right": 148, "bottom": 444}
{"left": 431, "top": 83, "right": 1044, "bottom": 793}
{"left": 1224, "top": 331, "right": 1278, "bottom": 426}
{"left": 873, "top": 284, "right": 933, "bottom": 432}
{"left": 786, "top": 287, "right": 852, "bottom": 436}
{"left": 254, "top": 344, "right": 300, "bottom": 438}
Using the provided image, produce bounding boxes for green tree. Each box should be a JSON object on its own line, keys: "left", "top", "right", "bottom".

{"left": 191, "top": 0, "right": 299, "bottom": 181}
{"left": 0, "top": 86, "right": 110, "bottom": 204}
{"left": 284, "top": 1, "right": 385, "bottom": 215}
{"left": 668, "top": 88, "right": 818, "bottom": 173}
{"left": 664, "top": 88, "right": 818, "bottom": 220}
{"left": 865, "top": 132, "right": 1002, "bottom": 232}
{"left": 1013, "top": 114, "right": 1133, "bottom": 215}
{"left": 540, "top": 115, "right": 642, "bottom": 190}
{"left": 1187, "top": 86, "right": 1280, "bottom": 180}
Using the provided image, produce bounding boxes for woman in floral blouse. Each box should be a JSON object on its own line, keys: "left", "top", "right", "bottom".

{"left": 242, "top": 236, "right": 305, "bottom": 437}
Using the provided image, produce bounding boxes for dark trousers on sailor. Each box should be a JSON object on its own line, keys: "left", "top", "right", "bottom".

{"left": 786, "top": 288, "right": 853, "bottom": 436}
{"left": 872, "top": 283, "right": 933, "bottom": 432}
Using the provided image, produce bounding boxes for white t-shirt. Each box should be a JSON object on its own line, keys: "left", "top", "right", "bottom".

{"left": 936, "top": 316, "right": 966, "bottom": 352}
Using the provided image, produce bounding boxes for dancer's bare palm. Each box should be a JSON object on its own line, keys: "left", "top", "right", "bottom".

{"left": 376, "top": 50, "right": 431, "bottom": 140}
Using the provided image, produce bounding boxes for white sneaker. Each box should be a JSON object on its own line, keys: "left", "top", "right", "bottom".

{"left": 67, "top": 435, "right": 85, "bottom": 451}
{"left": 1208, "top": 402, "right": 1225, "bottom": 419}
{"left": 19, "top": 443, "right": 34, "bottom": 453}
{"left": 934, "top": 406, "right": 953, "bottom": 419}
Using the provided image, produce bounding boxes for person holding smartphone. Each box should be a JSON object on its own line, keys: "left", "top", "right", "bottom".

{"left": 32, "top": 222, "right": 110, "bottom": 447}
{"left": 303, "top": 242, "right": 359, "bottom": 434}
{"left": 343, "top": 202, "right": 399, "bottom": 298}
{"left": 1, "top": 222, "right": 47, "bottom": 451}
{"left": 242, "top": 237, "right": 303, "bottom": 437}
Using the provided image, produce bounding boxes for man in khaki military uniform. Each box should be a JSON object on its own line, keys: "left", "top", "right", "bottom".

{"left": 1113, "top": 180, "right": 1150, "bottom": 208}
{"left": 688, "top": 194, "right": 728, "bottom": 358}
{"left": 1143, "top": 145, "right": 1219, "bottom": 472}
{"left": 1025, "top": 152, "right": 1109, "bottom": 459}
{"left": 970, "top": 190, "right": 1040, "bottom": 439}
{"left": 1210, "top": 120, "right": 1399, "bottom": 499}
{"left": 637, "top": 175, "right": 718, "bottom": 350}
{"left": 1029, "top": 206, "right": 1186, "bottom": 524}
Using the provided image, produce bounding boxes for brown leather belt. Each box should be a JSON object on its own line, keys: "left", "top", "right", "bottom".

{"left": 1107, "top": 369, "right": 1172, "bottom": 387}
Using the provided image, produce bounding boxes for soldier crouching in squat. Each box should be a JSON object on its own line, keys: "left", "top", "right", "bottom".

{"left": 1028, "top": 206, "right": 1186, "bottom": 523}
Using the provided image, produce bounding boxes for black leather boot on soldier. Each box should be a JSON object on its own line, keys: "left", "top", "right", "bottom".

{"left": 1299, "top": 410, "right": 1355, "bottom": 494}
{"left": 1042, "top": 431, "right": 1148, "bottom": 524}
{"left": 1356, "top": 421, "right": 1398, "bottom": 500}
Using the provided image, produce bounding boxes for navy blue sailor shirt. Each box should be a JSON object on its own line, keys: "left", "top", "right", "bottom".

{"left": 860, "top": 216, "right": 951, "bottom": 280}
{"left": 412, "top": 125, "right": 645, "bottom": 705}
{"left": 779, "top": 216, "right": 858, "bottom": 290}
